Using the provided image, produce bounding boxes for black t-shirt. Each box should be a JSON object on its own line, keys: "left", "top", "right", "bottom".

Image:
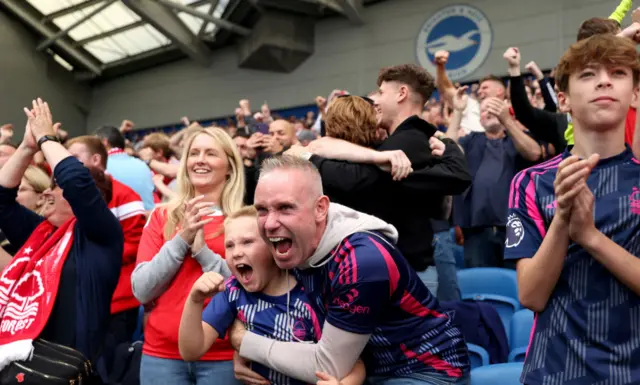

{"left": 40, "top": 252, "right": 77, "bottom": 347}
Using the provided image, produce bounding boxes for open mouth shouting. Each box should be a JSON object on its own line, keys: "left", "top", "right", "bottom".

{"left": 269, "top": 237, "right": 292, "bottom": 257}
{"left": 235, "top": 262, "right": 254, "bottom": 285}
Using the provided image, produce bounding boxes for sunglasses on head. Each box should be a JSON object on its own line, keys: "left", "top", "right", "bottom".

{"left": 337, "top": 94, "right": 374, "bottom": 106}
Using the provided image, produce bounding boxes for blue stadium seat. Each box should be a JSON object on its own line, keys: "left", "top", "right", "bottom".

{"left": 471, "top": 362, "right": 524, "bottom": 385}
{"left": 508, "top": 309, "right": 534, "bottom": 362}
{"left": 457, "top": 268, "right": 521, "bottom": 335}
{"left": 467, "top": 343, "right": 490, "bottom": 369}
{"left": 132, "top": 305, "right": 144, "bottom": 342}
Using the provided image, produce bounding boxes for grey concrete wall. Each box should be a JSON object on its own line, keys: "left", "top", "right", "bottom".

{"left": 86, "top": 0, "right": 629, "bottom": 129}
{"left": 0, "top": 10, "right": 91, "bottom": 139}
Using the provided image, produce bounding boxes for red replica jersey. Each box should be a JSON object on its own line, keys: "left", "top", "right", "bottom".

{"left": 108, "top": 179, "right": 146, "bottom": 314}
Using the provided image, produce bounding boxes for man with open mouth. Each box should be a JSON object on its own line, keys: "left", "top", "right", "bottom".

{"left": 229, "top": 155, "right": 470, "bottom": 385}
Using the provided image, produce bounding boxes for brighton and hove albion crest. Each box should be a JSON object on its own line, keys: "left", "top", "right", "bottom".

{"left": 416, "top": 4, "right": 493, "bottom": 81}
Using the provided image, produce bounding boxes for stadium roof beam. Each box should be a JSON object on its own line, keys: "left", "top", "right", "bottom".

{"left": 123, "top": 0, "right": 213, "bottom": 66}
{"left": 0, "top": 0, "right": 102, "bottom": 75}
{"left": 156, "top": 0, "right": 251, "bottom": 36}
{"left": 197, "top": 0, "right": 220, "bottom": 38}
{"left": 317, "top": 0, "right": 363, "bottom": 24}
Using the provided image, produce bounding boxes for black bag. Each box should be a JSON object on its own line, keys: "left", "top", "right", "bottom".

{"left": 107, "top": 341, "right": 141, "bottom": 385}
{"left": 0, "top": 339, "right": 92, "bottom": 385}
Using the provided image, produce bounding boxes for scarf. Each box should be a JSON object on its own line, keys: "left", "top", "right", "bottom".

{"left": 107, "top": 148, "right": 125, "bottom": 156}
{"left": 0, "top": 218, "right": 76, "bottom": 371}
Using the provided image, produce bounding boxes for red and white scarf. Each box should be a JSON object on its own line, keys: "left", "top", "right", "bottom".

{"left": 0, "top": 218, "right": 76, "bottom": 371}
{"left": 107, "top": 148, "right": 126, "bottom": 156}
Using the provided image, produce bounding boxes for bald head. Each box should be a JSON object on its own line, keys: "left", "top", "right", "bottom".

{"left": 259, "top": 155, "right": 323, "bottom": 200}
{"left": 254, "top": 155, "right": 329, "bottom": 269}
{"left": 0, "top": 144, "right": 16, "bottom": 169}
{"left": 269, "top": 119, "right": 297, "bottom": 148}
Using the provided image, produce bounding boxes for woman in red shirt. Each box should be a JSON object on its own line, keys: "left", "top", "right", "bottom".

{"left": 132, "top": 127, "right": 245, "bottom": 385}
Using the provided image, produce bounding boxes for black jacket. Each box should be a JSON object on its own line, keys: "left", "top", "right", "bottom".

{"left": 311, "top": 116, "right": 471, "bottom": 271}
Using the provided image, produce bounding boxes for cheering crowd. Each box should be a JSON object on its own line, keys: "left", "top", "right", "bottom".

{"left": 1, "top": 1, "right": 640, "bottom": 384}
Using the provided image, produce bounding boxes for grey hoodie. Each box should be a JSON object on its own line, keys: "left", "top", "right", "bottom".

{"left": 240, "top": 203, "right": 399, "bottom": 383}
{"left": 299, "top": 202, "right": 398, "bottom": 269}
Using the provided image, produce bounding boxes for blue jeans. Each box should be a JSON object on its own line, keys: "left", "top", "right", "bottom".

{"left": 140, "top": 354, "right": 240, "bottom": 385}
{"left": 432, "top": 230, "right": 460, "bottom": 302}
{"left": 416, "top": 266, "right": 439, "bottom": 297}
{"left": 368, "top": 372, "right": 470, "bottom": 385}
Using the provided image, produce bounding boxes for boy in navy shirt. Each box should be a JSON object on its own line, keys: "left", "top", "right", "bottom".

{"left": 505, "top": 34, "right": 640, "bottom": 384}
{"left": 178, "top": 206, "right": 365, "bottom": 385}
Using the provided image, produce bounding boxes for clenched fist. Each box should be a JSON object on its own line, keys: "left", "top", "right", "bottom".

{"left": 503, "top": 47, "right": 521, "bottom": 69}
{"left": 434, "top": 50, "right": 449, "bottom": 66}
{"left": 190, "top": 272, "right": 226, "bottom": 303}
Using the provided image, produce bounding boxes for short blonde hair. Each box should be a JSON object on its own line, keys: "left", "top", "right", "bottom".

{"left": 325, "top": 96, "right": 378, "bottom": 148}
{"left": 224, "top": 206, "right": 258, "bottom": 230}
{"left": 23, "top": 166, "right": 50, "bottom": 194}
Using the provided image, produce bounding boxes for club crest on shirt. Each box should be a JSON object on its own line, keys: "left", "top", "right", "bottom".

{"left": 505, "top": 214, "right": 525, "bottom": 248}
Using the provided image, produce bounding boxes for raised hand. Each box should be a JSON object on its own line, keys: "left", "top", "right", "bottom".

{"left": 315, "top": 96, "right": 327, "bottom": 111}
{"left": 484, "top": 97, "right": 511, "bottom": 123}
{"left": 23, "top": 98, "right": 55, "bottom": 143}
{"left": 262, "top": 135, "right": 283, "bottom": 154}
{"left": 247, "top": 133, "right": 264, "bottom": 149}
{"left": 120, "top": 119, "right": 135, "bottom": 133}
{"left": 180, "top": 195, "right": 217, "bottom": 245}
{"left": 189, "top": 271, "right": 225, "bottom": 303}
{"left": 525, "top": 61, "right": 544, "bottom": 80}
{"left": 503, "top": 47, "right": 521, "bottom": 69}
{"left": 20, "top": 112, "right": 38, "bottom": 152}
{"left": 633, "top": 7, "right": 640, "bottom": 24}
{"left": 434, "top": 50, "right": 450, "bottom": 66}
{"left": 452, "top": 86, "right": 469, "bottom": 111}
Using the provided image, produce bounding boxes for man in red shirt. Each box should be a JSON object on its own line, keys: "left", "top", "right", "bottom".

{"left": 66, "top": 135, "right": 146, "bottom": 371}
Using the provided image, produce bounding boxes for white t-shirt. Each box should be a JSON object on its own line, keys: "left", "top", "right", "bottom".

{"left": 460, "top": 98, "right": 485, "bottom": 134}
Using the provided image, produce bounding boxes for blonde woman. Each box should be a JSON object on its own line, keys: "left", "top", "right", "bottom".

{"left": 16, "top": 165, "right": 50, "bottom": 214}
{"left": 132, "top": 127, "right": 244, "bottom": 385}
{"left": 1, "top": 165, "right": 51, "bottom": 256}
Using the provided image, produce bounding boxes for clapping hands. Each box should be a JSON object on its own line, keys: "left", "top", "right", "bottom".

{"left": 22, "top": 98, "right": 56, "bottom": 151}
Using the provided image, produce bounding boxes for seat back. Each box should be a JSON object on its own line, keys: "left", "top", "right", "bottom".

{"left": 471, "top": 362, "right": 524, "bottom": 385}
{"left": 510, "top": 309, "right": 534, "bottom": 350}
{"left": 457, "top": 268, "right": 519, "bottom": 302}
{"left": 467, "top": 343, "right": 490, "bottom": 369}
{"left": 508, "top": 309, "right": 534, "bottom": 362}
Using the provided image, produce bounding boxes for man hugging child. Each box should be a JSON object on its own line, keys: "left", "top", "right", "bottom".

{"left": 178, "top": 206, "right": 365, "bottom": 385}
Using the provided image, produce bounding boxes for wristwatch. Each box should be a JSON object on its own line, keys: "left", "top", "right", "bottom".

{"left": 300, "top": 151, "right": 313, "bottom": 160}
{"left": 37, "top": 135, "right": 60, "bottom": 149}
